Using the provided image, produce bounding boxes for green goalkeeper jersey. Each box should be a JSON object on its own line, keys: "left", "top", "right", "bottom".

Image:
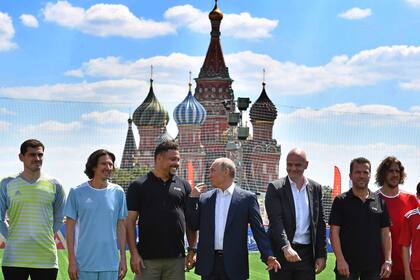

{"left": 0, "top": 174, "right": 65, "bottom": 268}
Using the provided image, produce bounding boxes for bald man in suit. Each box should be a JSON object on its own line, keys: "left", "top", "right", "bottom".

{"left": 265, "top": 148, "right": 327, "bottom": 280}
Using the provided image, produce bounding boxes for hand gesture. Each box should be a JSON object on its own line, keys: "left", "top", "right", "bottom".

{"left": 336, "top": 257, "right": 350, "bottom": 278}
{"left": 118, "top": 258, "right": 127, "bottom": 280}
{"left": 282, "top": 245, "right": 301, "bottom": 262}
{"left": 266, "top": 256, "right": 281, "bottom": 273}
{"left": 68, "top": 259, "right": 79, "bottom": 280}
{"left": 130, "top": 252, "right": 145, "bottom": 275}
{"left": 379, "top": 262, "right": 391, "bottom": 279}
{"left": 185, "top": 251, "right": 196, "bottom": 271}
{"left": 315, "top": 257, "right": 326, "bottom": 274}
{"left": 190, "top": 183, "right": 207, "bottom": 198}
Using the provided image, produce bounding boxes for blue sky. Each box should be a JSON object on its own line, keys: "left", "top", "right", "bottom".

{"left": 0, "top": 0, "right": 419, "bottom": 193}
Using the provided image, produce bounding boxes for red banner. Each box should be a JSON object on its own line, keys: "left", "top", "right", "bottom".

{"left": 187, "top": 161, "right": 195, "bottom": 188}
{"left": 332, "top": 166, "right": 342, "bottom": 199}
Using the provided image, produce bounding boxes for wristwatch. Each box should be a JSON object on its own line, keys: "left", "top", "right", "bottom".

{"left": 384, "top": 260, "right": 393, "bottom": 266}
{"left": 187, "top": 247, "right": 197, "bottom": 253}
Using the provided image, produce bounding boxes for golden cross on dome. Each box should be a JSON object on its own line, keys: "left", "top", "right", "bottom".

{"left": 189, "top": 70, "right": 192, "bottom": 91}
{"left": 262, "top": 68, "right": 266, "bottom": 85}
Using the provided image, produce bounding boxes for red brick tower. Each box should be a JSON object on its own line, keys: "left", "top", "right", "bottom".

{"left": 194, "top": 1, "right": 234, "bottom": 182}
{"left": 243, "top": 80, "right": 281, "bottom": 193}
{"left": 120, "top": 117, "right": 138, "bottom": 169}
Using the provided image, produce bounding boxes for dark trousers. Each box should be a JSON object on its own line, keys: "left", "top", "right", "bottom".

{"left": 335, "top": 270, "right": 380, "bottom": 280}
{"left": 202, "top": 251, "right": 233, "bottom": 280}
{"left": 269, "top": 244, "right": 315, "bottom": 280}
{"left": 2, "top": 266, "right": 58, "bottom": 280}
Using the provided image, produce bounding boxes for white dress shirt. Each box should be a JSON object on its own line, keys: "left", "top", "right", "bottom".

{"left": 289, "top": 176, "right": 311, "bottom": 245}
{"left": 214, "top": 183, "right": 235, "bottom": 250}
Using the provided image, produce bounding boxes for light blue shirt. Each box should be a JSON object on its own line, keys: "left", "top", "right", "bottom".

{"left": 65, "top": 181, "right": 127, "bottom": 272}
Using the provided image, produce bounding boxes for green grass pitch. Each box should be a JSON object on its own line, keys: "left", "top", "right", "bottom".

{"left": 0, "top": 251, "right": 336, "bottom": 279}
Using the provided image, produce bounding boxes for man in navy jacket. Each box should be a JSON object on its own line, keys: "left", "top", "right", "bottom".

{"left": 186, "top": 157, "right": 280, "bottom": 280}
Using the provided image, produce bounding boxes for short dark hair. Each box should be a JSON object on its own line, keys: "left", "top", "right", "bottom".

{"left": 84, "top": 149, "right": 115, "bottom": 179}
{"left": 20, "top": 139, "right": 45, "bottom": 155}
{"left": 350, "top": 157, "right": 371, "bottom": 174}
{"left": 154, "top": 140, "right": 179, "bottom": 160}
{"left": 375, "top": 156, "right": 406, "bottom": 186}
{"left": 417, "top": 182, "right": 420, "bottom": 196}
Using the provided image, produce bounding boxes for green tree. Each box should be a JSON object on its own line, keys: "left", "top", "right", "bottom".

{"left": 111, "top": 166, "right": 150, "bottom": 192}
{"left": 321, "top": 185, "right": 333, "bottom": 223}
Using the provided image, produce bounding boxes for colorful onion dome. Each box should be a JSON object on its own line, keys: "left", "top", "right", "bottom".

{"left": 174, "top": 83, "right": 207, "bottom": 125}
{"left": 132, "top": 79, "right": 169, "bottom": 127}
{"left": 250, "top": 82, "right": 277, "bottom": 123}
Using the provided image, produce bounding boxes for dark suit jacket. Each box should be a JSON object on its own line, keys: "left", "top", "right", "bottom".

{"left": 186, "top": 185, "right": 273, "bottom": 280}
{"left": 264, "top": 177, "right": 327, "bottom": 264}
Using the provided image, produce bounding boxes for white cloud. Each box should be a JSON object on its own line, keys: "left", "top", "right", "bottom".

{"left": 64, "top": 45, "right": 420, "bottom": 98}
{"left": 0, "top": 79, "right": 186, "bottom": 116}
{"left": 0, "top": 121, "right": 10, "bottom": 131}
{"left": 339, "top": 7, "right": 372, "bottom": 20}
{"left": 277, "top": 103, "right": 420, "bottom": 127}
{"left": 0, "top": 107, "right": 15, "bottom": 115}
{"left": 0, "top": 12, "right": 17, "bottom": 51}
{"left": 20, "top": 14, "right": 39, "bottom": 28}
{"left": 65, "top": 54, "right": 202, "bottom": 80}
{"left": 2, "top": 45, "right": 420, "bottom": 106}
{"left": 230, "top": 45, "right": 420, "bottom": 95}
{"left": 164, "top": 4, "right": 278, "bottom": 39}
{"left": 0, "top": 79, "right": 148, "bottom": 102}
{"left": 405, "top": 0, "right": 420, "bottom": 7}
{"left": 64, "top": 69, "right": 83, "bottom": 77}
{"left": 43, "top": 1, "right": 175, "bottom": 38}
{"left": 22, "top": 120, "right": 81, "bottom": 134}
{"left": 410, "top": 105, "right": 420, "bottom": 112}
{"left": 81, "top": 110, "right": 128, "bottom": 125}
{"left": 399, "top": 79, "right": 420, "bottom": 90}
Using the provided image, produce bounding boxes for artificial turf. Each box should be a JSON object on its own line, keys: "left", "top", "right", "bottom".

{"left": 0, "top": 251, "right": 336, "bottom": 279}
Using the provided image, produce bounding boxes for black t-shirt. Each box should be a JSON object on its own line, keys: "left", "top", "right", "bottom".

{"left": 126, "top": 172, "right": 191, "bottom": 259}
{"left": 329, "top": 188, "right": 390, "bottom": 272}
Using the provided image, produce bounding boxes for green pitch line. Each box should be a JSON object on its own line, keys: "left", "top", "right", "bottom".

{"left": 0, "top": 251, "right": 336, "bottom": 280}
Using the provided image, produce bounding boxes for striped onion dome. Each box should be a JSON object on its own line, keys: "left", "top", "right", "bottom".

{"left": 250, "top": 82, "right": 277, "bottom": 123}
{"left": 133, "top": 79, "right": 169, "bottom": 127}
{"left": 173, "top": 83, "right": 206, "bottom": 125}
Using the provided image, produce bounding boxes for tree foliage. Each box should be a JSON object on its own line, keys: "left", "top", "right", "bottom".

{"left": 321, "top": 185, "right": 333, "bottom": 223}
{"left": 111, "top": 166, "right": 150, "bottom": 192}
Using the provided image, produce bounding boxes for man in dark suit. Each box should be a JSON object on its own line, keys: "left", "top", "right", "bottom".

{"left": 186, "top": 157, "right": 280, "bottom": 280}
{"left": 265, "top": 148, "right": 327, "bottom": 280}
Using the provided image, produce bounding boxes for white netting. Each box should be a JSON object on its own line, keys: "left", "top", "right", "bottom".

{"left": 1, "top": 95, "right": 419, "bottom": 224}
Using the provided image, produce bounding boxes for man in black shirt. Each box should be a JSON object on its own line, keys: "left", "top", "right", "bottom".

{"left": 329, "top": 157, "right": 392, "bottom": 280}
{"left": 126, "top": 141, "right": 197, "bottom": 280}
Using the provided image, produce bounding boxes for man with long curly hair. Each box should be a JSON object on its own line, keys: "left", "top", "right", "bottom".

{"left": 376, "top": 156, "right": 419, "bottom": 280}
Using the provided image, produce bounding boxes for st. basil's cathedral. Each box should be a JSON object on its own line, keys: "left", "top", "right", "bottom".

{"left": 120, "top": 1, "right": 281, "bottom": 194}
